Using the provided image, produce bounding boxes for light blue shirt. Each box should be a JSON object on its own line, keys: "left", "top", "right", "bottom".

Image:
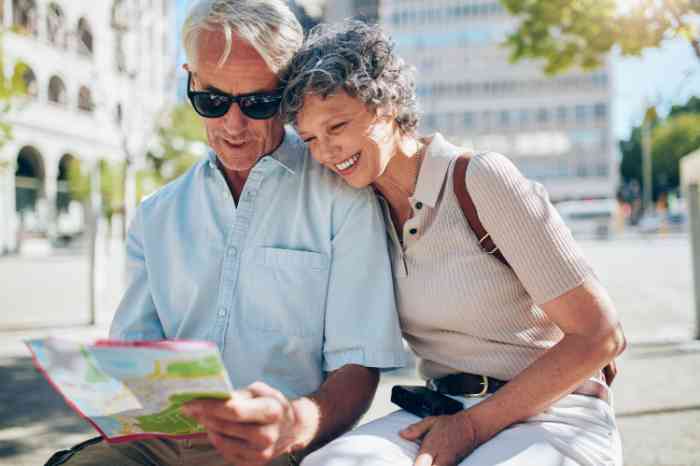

{"left": 109, "top": 127, "right": 406, "bottom": 398}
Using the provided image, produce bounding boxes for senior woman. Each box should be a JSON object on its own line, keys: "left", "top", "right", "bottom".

{"left": 280, "top": 20, "right": 626, "bottom": 466}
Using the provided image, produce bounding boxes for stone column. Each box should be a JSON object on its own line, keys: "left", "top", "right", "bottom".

{"left": 3, "top": 0, "right": 12, "bottom": 29}
{"left": 43, "top": 156, "right": 59, "bottom": 243}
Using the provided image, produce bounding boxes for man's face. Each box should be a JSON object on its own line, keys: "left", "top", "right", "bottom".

{"left": 188, "top": 30, "right": 284, "bottom": 174}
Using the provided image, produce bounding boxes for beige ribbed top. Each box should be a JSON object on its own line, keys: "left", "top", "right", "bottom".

{"left": 379, "top": 134, "right": 594, "bottom": 381}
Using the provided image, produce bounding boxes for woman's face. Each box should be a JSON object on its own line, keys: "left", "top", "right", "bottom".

{"left": 296, "top": 91, "right": 398, "bottom": 188}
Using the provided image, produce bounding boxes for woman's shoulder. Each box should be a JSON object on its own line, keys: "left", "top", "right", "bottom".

{"left": 465, "top": 151, "right": 528, "bottom": 195}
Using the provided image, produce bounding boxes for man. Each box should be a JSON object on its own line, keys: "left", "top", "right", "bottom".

{"left": 44, "top": 1, "right": 406, "bottom": 465}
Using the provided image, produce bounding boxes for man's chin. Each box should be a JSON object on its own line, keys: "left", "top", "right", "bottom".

{"left": 216, "top": 152, "right": 261, "bottom": 173}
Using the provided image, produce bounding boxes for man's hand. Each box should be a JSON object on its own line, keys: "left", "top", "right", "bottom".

{"left": 400, "top": 411, "right": 480, "bottom": 466}
{"left": 182, "top": 382, "right": 303, "bottom": 465}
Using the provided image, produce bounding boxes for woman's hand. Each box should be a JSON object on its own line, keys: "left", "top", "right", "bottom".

{"left": 399, "top": 411, "right": 480, "bottom": 466}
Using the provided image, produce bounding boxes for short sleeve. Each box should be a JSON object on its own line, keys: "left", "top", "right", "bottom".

{"left": 322, "top": 188, "right": 408, "bottom": 372}
{"left": 109, "top": 206, "right": 165, "bottom": 340}
{"left": 465, "top": 152, "right": 595, "bottom": 305}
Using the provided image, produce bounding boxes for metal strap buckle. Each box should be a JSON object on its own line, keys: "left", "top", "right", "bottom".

{"left": 464, "top": 374, "right": 489, "bottom": 398}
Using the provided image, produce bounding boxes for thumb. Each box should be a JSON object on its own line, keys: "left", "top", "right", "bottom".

{"left": 400, "top": 417, "right": 436, "bottom": 440}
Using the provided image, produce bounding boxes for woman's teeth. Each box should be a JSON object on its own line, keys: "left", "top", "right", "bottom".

{"left": 335, "top": 153, "right": 360, "bottom": 171}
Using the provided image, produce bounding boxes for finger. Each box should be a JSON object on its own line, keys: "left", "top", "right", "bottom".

{"left": 191, "top": 396, "right": 284, "bottom": 424}
{"left": 183, "top": 390, "right": 253, "bottom": 417}
{"left": 198, "top": 417, "right": 279, "bottom": 450}
{"left": 400, "top": 417, "right": 436, "bottom": 440}
{"left": 414, "top": 452, "right": 434, "bottom": 466}
{"left": 247, "top": 381, "right": 287, "bottom": 405}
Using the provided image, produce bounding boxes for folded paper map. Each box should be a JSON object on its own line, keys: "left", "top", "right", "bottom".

{"left": 26, "top": 338, "right": 233, "bottom": 443}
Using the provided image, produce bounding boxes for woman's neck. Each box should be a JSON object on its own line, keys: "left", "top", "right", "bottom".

{"left": 373, "top": 134, "right": 428, "bottom": 229}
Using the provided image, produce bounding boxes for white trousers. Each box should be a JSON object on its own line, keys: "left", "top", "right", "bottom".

{"left": 303, "top": 393, "right": 622, "bottom": 466}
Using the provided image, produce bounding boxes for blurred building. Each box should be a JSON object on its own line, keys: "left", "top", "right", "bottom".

{"left": 324, "top": 0, "right": 379, "bottom": 23}
{"left": 0, "top": 0, "right": 177, "bottom": 254}
{"left": 327, "top": 0, "right": 616, "bottom": 202}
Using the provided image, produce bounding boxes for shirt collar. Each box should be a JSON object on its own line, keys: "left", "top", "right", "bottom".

{"left": 412, "top": 133, "right": 463, "bottom": 208}
{"left": 206, "top": 125, "right": 304, "bottom": 175}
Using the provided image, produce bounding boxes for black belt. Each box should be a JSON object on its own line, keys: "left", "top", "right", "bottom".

{"left": 428, "top": 372, "right": 609, "bottom": 403}
{"left": 428, "top": 372, "right": 506, "bottom": 397}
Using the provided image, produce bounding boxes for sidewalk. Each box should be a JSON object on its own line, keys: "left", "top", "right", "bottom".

{"left": 1, "top": 324, "right": 699, "bottom": 466}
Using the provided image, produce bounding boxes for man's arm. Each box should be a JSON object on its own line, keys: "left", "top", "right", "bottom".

{"left": 109, "top": 206, "right": 165, "bottom": 340}
{"left": 183, "top": 364, "right": 378, "bottom": 464}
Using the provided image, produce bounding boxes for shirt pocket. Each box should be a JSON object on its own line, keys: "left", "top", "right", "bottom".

{"left": 243, "top": 247, "right": 330, "bottom": 337}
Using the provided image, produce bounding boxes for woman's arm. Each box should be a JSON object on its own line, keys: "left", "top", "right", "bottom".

{"left": 401, "top": 277, "right": 626, "bottom": 466}
{"left": 465, "top": 276, "right": 626, "bottom": 445}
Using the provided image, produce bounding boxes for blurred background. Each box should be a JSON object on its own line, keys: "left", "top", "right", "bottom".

{"left": 0, "top": 0, "right": 698, "bottom": 465}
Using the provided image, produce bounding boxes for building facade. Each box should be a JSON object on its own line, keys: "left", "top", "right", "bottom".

{"left": 327, "top": 0, "right": 617, "bottom": 203}
{"left": 0, "top": 0, "right": 176, "bottom": 254}
{"left": 324, "top": 0, "right": 379, "bottom": 23}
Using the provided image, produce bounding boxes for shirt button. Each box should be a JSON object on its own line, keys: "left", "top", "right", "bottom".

{"left": 228, "top": 247, "right": 237, "bottom": 257}
{"left": 409, "top": 228, "right": 418, "bottom": 235}
{"left": 218, "top": 308, "right": 226, "bottom": 317}
{"left": 415, "top": 202, "right": 423, "bottom": 210}
{"left": 247, "top": 190, "right": 257, "bottom": 199}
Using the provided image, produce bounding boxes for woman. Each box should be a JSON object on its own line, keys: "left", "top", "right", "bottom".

{"left": 281, "top": 21, "right": 626, "bottom": 466}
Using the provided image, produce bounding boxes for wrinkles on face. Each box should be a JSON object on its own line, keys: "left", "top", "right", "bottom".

{"left": 191, "top": 29, "right": 284, "bottom": 179}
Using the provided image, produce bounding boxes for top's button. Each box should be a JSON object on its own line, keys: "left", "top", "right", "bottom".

{"left": 415, "top": 202, "right": 423, "bottom": 210}
{"left": 409, "top": 228, "right": 418, "bottom": 235}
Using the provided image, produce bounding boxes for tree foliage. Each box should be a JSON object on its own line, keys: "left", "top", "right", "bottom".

{"left": 501, "top": 0, "right": 700, "bottom": 74}
{"left": 0, "top": 31, "right": 30, "bottom": 148}
{"left": 619, "top": 97, "right": 700, "bottom": 199}
{"left": 140, "top": 102, "right": 206, "bottom": 196}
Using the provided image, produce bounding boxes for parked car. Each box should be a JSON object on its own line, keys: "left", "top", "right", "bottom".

{"left": 555, "top": 199, "right": 618, "bottom": 239}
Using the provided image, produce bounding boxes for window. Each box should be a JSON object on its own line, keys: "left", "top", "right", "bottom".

{"left": 12, "top": 0, "right": 38, "bottom": 36}
{"left": 77, "top": 18, "right": 94, "bottom": 56}
{"left": 463, "top": 112, "right": 474, "bottom": 129}
{"left": 499, "top": 110, "right": 510, "bottom": 127}
{"left": 575, "top": 105, "right": 587, "bottom": 122}
{"left": 557, "top": 106, "right": 567, "bottom": 123}
{"left": 78, "top": 86, "right": 95, "bottom": 112}
{"left": 47, "top": 3, "right": 67, "bottom": 47}
{"left": 115, "top": 103, "right": 123, "bottom": 125}
{"left": 518, "top": 109, "right": 530, "bottom": 127}
{"left": 22, "top": 67, "right": 38, "bottom": 98}
{"left": 594, "top": 103, "right": 607, "bottom": 119}
{"left": 48, "top": 76, "right": 67, "bottom": 105}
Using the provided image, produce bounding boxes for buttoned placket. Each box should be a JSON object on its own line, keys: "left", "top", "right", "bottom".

{"left": 377, "top": 196, "right": 409, "bottom": 277}
{"left": 209, "top": 160, "right": 267, "bottom": 351}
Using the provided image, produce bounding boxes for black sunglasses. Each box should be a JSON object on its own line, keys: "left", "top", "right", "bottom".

{"left": 186, "top": 72, "right": 282, "bottom": 120}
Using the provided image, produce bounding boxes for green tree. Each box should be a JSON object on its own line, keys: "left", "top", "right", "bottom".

{"left": 620, "top": 98, "right": 700, "bottom": 200}
{"left": 0, "top": 31, "right": 30, "bottom": 148}
{"left": 140, "top": 103, "right": 206, "bottom": 196}
{"left": 66, "top": 158, "right": 125, "bottom": 221}
{"left": 651, "top": 112, "right": 700, "bottom": 194}
{"left": 501, "top": 0, "right": 700, "bottom": 75}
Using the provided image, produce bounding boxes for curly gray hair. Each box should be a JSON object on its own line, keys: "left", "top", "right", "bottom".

{"left": 281, "top": 20, "right": 419, "bottom": 134}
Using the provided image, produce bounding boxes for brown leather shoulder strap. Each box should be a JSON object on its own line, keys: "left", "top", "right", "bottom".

{"left": 453, "top": 154, "right": 511, "bottom": 270}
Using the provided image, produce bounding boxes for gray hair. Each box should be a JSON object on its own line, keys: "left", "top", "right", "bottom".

{"left": 183, "top": 0, "right": 303, "bottom": 75}
{"left": 281, "top": 20, "right": 419, "bottom": 134}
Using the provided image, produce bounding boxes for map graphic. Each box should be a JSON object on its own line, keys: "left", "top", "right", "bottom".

{"left": 26, "top": 338, "right": 233, "bottom": 443}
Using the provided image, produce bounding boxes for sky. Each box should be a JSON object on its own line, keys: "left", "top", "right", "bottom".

{"left": 176, "top": 0, "right": 699, "bottom": 142}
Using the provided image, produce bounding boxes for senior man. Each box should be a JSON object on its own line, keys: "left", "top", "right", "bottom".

{"left": 43, "top": 1, "right": 405, "bottom": 465}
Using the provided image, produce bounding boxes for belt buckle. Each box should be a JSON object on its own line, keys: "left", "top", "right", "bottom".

{"left": 464, "top": 374, "right": 489, "bottom": 398}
